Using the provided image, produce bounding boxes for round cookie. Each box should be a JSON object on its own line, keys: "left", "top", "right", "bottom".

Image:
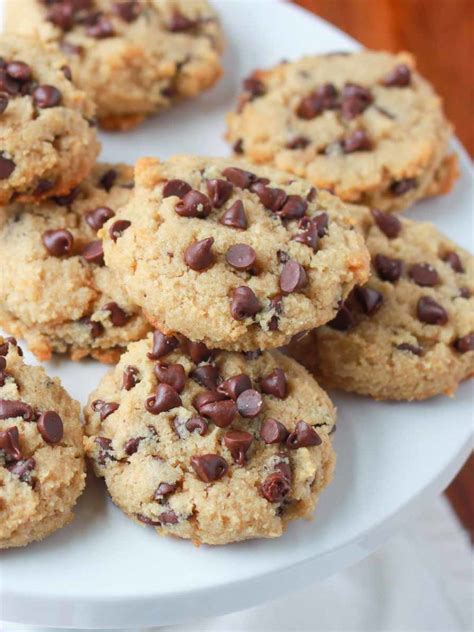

{"left": 226, "top": 50, "right": 458, "bottom": 213}
{"left": 101, "top": 155, "right": 370, "bottom": 351}
{"left": 0, "top": 163, "right": 151, "bottom": 363}
{"left": 84, "top": 332, "right": 336, "bottom": 545}
{"left": 0, "top": 34, "right": 99, "bottom": 204}
{"left": 7, "top": 0, "right": 224, "bottom": 130}
{"left": 0, "top": 336, "right": 85, "bottom": 548}
{"left": 289, "top": 209, "right": 474, "bottom": 400}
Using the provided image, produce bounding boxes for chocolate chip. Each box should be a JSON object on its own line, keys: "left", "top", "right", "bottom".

{"left": 354, "top": 286, "right": 384, "bottom": 315}
{"left": 206, "top": 179, "right": 233, "bottom": 208}
{"left": 185, "top": 339, "right": 212, "bottom": 364}
{"left": 0, "top": 94, "right": 8, "bottom": 114}
{"left": 454, "top": 333, "right": 474, "bottom": 353}
{"left": 459, "top": 287, "right": 470, "bottom": 299}
{"left": 193, "top": 389, "right": 228, "bottom": 413}
{"left": 236, "top": 389, "right": 263, "bottom": 418}
{"left": 176, "top": 190, "right": 212, "bottom": 218}
{"left": 103, "top": 302, "right": 130, "bottom": 327}
{"left": 81, "top": 317, "right": 104, "bottom": 339}
{"left": 7, "top": 457, "right": 35, "bottom": 484}
{"left": 146, "top": 383, "right": 182, "bottom": 414}
{"left": 94, "top": 436, "right": 115, "bottom": 466}
{"left": 122, "top": 365, "right": 140, "bottom": 390}
{"left": 124, "top": 437, "right": 142, "bottom": 456}
{"left": 184, "top": 237, "right": 215, "bottom": 271}
{"left": 342, "top": 129, "right": 372, "bottom": 153}
{"left": 296, "top": 83, "right": 338, "bottom": 119}
{"left": 0, "top": 357, "right": 6, "bottom": 387}
{"left": 168, "top": 9, "right": 197, "bottom": 31}
{"left": 280, "top": 260, "right": 308, "bottom": 294}
{"left": 277, "top": 250, "right": 289, "bottom": 264}
{"left": 286, "top": 421, "right": 322, "bottom": 449}
{"left": 222, "top": 167, "right": 257, "bottom": 189}
{"left": 0, "top": 69, "right": 19, "bottom": 95}
{"left": 374, "top": 253, "right": 403, "bottom": 282}
{"left": 217, "top": 374, "right": 252, "bottom": 400}
{"left": 148, "top": 330, "right": 180, "bottom": 359}
{"left": 260, "top": 418, "right": 289, "bottom": 444}
{"left": 0, "top": 337, "right": 21, "bottom": 357}
{"left": 243, "top": 349, "right": 262, "bottom": 360}
{"left": 113, "top": 0, "right": 141, "bottom": 22}
{"left": 0, "top": 399, "right": 35, "bottom": 421}
{"left": 409, "top": 263, "right": 440, "bottom": 287}
{"left": 261, "top": 471, "right": 291, "bottom": 502}
{"left": 158, "top": 510, "right": 179, "bottom": 525}
{"left": 99, "top": 169, "right": 117, "bottom": 191}
{"left": 442, "top": 251, "right": 464, "bottom": 273}
{"left": 340, "top": 83, "right": 373, "bottom": 119}
{"left": 230, "top": 286, "right": 261, "bottom": 320}
{"left": 6, "top": 61, "right": 31, "bottom": 81}
{"left": 397, "top": 343, "right": 422, "bottom": 356}
{"left": 225, "top": 243, "right": 256, "bottom": 271}
{"left": 59, "top": 41, "right": 83, "bottom": 56}
{"left": 136, "top": 513, "right": 161, "bottom": 526}
{"left": 81, "top": 239, "right": 104, "bottom": 265}
{"left": 33, "top": 85, "right": 62, "bottom": 108}
{"left": 155, "top": 362, "right": 186, "bottom": 393}
{"left": 154, "top": 482, "right": 177, "bottom": 501}
{"left": 328, "top": 302, "right": 354, "bottom": 331}
{"left": 109, "top": 219, "right": 131, "bottom": 241}
{"left": 86, "top": 15, "right": 115, "bottom": 38}
{"left": 47, "top": 3, "right": 75, "bottom": 30}
{"left": 390, "top": 178, "right": 417, "bottom": 196}
{"left": 86, "top": 206, "right": 115, "bottom": 231}
{"left": 199, "top": 400, "right": 237, "bottom": 428}
{"left": 371, "top": 208, "right": 402, "bottom": 238}
{"left": 185, "top": 416, "right": 208, "bottom": 436}
{"left": 163, "top": 179, "right": 191, "bottom": 199}
{"left": 252, "top": 182, "right": 288, "bottom": 212}
{"left": 0, "top": 426, "right": 22, "bottom": 460}
{"left": 220, "top": 200, "right": 247, "bottom": 229}
{"left": 382, "top": 64, "right": 411, "bottom": 87}
{"left": 243, "top": 76, "right": 265, "bottom": 98}
{"left": 191, "top": 454, "right": 228, "bottom": 482}
{"left": 260, "top": 368, "right": 287, "bottom": 399}
{"left": 233, "top": 138, "right": 244, "bottom": 154}
{"left": 292, "top": 218, "right": 319, "bottom": 251}
{"left": 0, "top": 154, "right": 15, "bottom": 179}
{"left": 223, "top": 430, "right": 253, "bottom": 465}
{"left": 190, "top": 364, "right": 220, "bottom": 389}
{"left": 93, "top": 400, "right": 119, "bottom": 421}
{"left": 278, "top": 195, "right": 308, "bottom": 220}
{"left": 286, "top": 136, "right": 310, "bottom": 150}
{"left": 61, "top": 64, "right": 72, "bottom": 80}
{"left": 417, "top": 296, "right": 448, "bottom": 325}
{"left": 53, "top": 186, "right": 80, "bottom": 206}
{"left": 37, "top": 411, "right": 63, "bottom": 444}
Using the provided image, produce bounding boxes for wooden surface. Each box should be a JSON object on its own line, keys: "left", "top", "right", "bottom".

{"left": 293, "top": 0, "right": 473, "bottom": 537}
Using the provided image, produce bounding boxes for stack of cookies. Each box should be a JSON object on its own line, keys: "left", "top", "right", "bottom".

{"left": 0, "top": 3, "right": 472, "bottom": 549}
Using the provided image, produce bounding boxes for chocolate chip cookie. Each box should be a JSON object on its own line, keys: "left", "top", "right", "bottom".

{"left": 0, "top": 163, "right": 151, "bottom": 363}
{"left": 0, "top": 336, "right": 85, "bottom": 548}
{"left": 0, "top": 34, "right": 99, "bottom": 204}
{"left": 289, "top": 209, "right": 474, "bottom": 400}
{"left": 7, "top": 0, "right": 224, "bottom": 130}
{"left": 84, "top": 332, "right": 336, "bottom": 545}
{"left": 226, "top": 50, "right": 458, "bottom": 213}
{"left": 101, "top": 155, "right": 370, "bottom": 351}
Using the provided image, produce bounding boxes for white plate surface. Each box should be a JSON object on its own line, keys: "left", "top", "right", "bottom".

{"left": 0, "top": 0, "right": 473, "bottom": 628}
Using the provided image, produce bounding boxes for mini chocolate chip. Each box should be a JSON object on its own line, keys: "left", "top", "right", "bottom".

{"left": 0, "top": 399, "right": 35, "bottom": 421}
{"left": 176, "top": 190, "right": 212, "bottom": 218}
{"left": 280, "top": 260, "right": 308, "bottom": 294}
{"left": 454, "top": 333, "right": 474, "bottom": 353}
{"left": 261, "top": 471, "right": 291, "bottom": 502}
{"left": 340, "top": 83, "right": 373, "bottom": 119}
{"left": 371, "top": 208, "right": 402, "bottom": 238}
{"left": 185, "top": 339, "right": 212, "bottom": 363}
{"left": 6, "top": 61, "right": 31, "bottom": 81}
{"left": 390, "top": 178, "right": 417, "bottom": 196}
{"left": 206, "top": 179, "right": 233, "bottom": 208}
{"left": 154, "top": 482, "right": 177, "bottom": 501}
{"left": 260, "top": 419, "right": 289, "bottom": 444}
{"left": 113, "top": 0, "right": 141, "bottom": 22}
{"left": 109, "top": 219, "right": 131, "bottom": 241}
{"left": 230, "top": 286, "right": 262, "bottom": 320}
{"left": 226, "top": 243, "right": 256, "bottom": 271}
{"left": 155, "top": 362, "right": 186, "bottom": 393}
{"left": 233, "top": 138, "right": 244, "bottom": 153}
{"left": 260, "top": 368, "right": 287, "bottom": 399}
{"left": 223, "top": 430, "right": 253, "bottom": 465}
{"left": 190, "top": 364, "right": 220, "bottom": 389}
{"left": 278, "top": 195, "right": 308, "bottom": 220}
{"left": 53, "top": 186, "right": 80, "bottom": 206}
{"left": 252, "top": 182, "right": 288, "bottom": 212}
{"left": 168, "top": 9, "right": 197, "bottom": 31}
{"left": 296, "top": 83, "right": 338, "bottom": 119}
{"left": 382, "top": 64, "right": 411, "bottom": 87}
{"left": 184, "top": 237, "right": 215, "bottom": 271}
{"left": 342, "top": 129, "right": 372, "bottom": 153}
{"left": 354, "top": 286, "right": 384, "bottom": 315}
{"left": 327, "top": 303, "right": 354, "bottom": 331}
{"left": 163, "top": 179, "right": 192, "bottom": 199}
{"left": 81, "top": 239, "right": 104, "bottom": 265}
{"left": 0, "top": 94, "right": 8, "bottom": 114}
{"left": 185, "top": 416, "right": 208, "bottom": 436}
{"left": 124, "top": 437, "right": 142, "bottom": 456}
{"left": 442, "top": 251, "right": 464, "bottom": 273}
{"left": 277, "top": 250, "right": 289, "bottom": 264}
{"left": 33, "top": 85, "right": 62, "bottom": 108}
{"left": 61, "top": 64, "right": 72, "bottom": 80}
{"left": 0, "top": 426, "right": 22, "bottom": 461}
{"left": 409, "top": 263, "right": 440, "bottom": 287}
{"left": 397, "top": 343, "right": 422, "bottom": 356}
{"left": 222, "top": 167, "right": 257, "bottom": 189}
{"left": 217, "top": 374, "right": 252, "bottom": 400}
{"left": 81, "top": 317, "right": 104, "bottom": 339}
{"left": 191, "top": 454, "right": 228, "bottom": 482}
{"left": 86, "top": 206, "right": 115, "bottom": 231}
{"left": 220, "top": 200, "right": 247, "bottom": 229}
{"left": 103, "top": 302, "right": 130, "bottom": 327}
{"left": 286, "top": 136, "right": 310, "bottom": 149}
{"left": 0, "top": 154, "right": 15, "bottom": 179}
{"left": 122, "top": 365, "right": 140, "bottom": 390}
{"left": 236, "top": 388, "right": 263, "bottom": 418}
{"left": 148, "top": 330, "right": 180, "bottom": 359}
{"left": 374, "top": 253, "right": 403, "bottom": 282}
{"left": 417, "top": 296, "right": 448, "bottom": 325}
{"left": 459, "top": 287, "right": 470, "bottom": 299}
{"left": 199, "top": 399, "right": 237, "bottom": 428}
{"left": 86, "top": 15, "right": 115, "bottom": 38}
{"left": 146, "top": 383, "right": 182, "bottom": 415}
{"left": 37, "top": 411, "right": 63, "bottom": 444}
{"left": 7, "top": 457, "right": 35, "bottom": 484}
{"left": 286, "top": 421, "right": 322, "bottom": 449}
{"left": 99, "top": 169, "right": 117, "bottom": 191}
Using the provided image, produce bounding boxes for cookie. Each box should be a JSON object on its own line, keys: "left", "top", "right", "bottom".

{"left": 226, "top": 50, "right": 458, "bottom": 213}
{"left": 101, "top": 155, "right": 370, "bottom": 351}
{"left": 0, "top": 163, "right": 151, "bottom": 363}
{"left": 289, "top": 209, "right": 474, "bottom": 400}
{"left": 0, "top": 336, "right": 85, "bottom": 548}
{"left": 0, "top": 34, "right": 99, "bottom": 204}
{"left": 83, "top": 332, "right": 336, "bottom": 545}
{"left": 7, "top": 0, "right": 224, "bottom": 130}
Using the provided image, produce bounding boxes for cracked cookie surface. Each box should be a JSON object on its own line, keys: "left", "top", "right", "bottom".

{"left": 84, "top": 332, "right": 336, "bottom": 545}
{"left": 0, "top": 336, "right": 85, "bottom": 548}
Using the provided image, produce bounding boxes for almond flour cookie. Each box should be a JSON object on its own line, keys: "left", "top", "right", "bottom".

{"left": 0, "top": 336, "right": 85, "bottom": 548}
{"left": 101, "top": 155, "right": 370, "bottom": 351}
{"left": 0, "top": 34, "right": 99, "bottom": 204}
{"left": 289, "top": 209, "right": 474, "bottom": 400}
{"left": 226, "top": 51, "right": 458, "bottom": 213}
{"left": 7, "top": 0, "right": 224, "bottom": 130}
{"left": 84, "top": 332, "right": 336, "bottom": 545}
{"left": 0, "top": 163, "right": 151, "bottom": 363}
